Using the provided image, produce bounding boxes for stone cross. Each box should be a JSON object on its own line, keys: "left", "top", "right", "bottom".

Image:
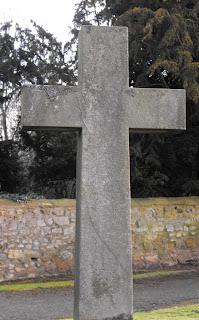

{"left": 21, "top": 26, "right": 186, "bottom": 320}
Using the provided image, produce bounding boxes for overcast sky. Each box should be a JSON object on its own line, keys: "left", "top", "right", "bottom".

{"left": 1, "top": 0, "right": 79, "bottom": 43}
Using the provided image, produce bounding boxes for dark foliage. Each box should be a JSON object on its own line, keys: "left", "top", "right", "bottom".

{"left": 0, "top": 21, "right": 77, "bottom": 198}
{"left": 21, "top": 131, "right": 77, "bottom": 198}
{"left": 66, "top": 0, "right": 199, "bottom": 197}
{"left": 1, "top": 0, "right": 199, "bottom": 199}
{"left": 0, "top": 140, "right": 21, "bottom": 193}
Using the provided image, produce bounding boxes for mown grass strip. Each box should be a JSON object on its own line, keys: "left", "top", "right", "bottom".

{"left": 0, "top": 270, "right": 188, "bottom": 292}
{"left": 133, "top": 270, "right": 185, "bottom": 279}
{"left": 54, "top": 305, "right": 199, "bottom": 320}
{"left": 134, "top": 304, "right": 199, "bottom": 319}
{"left": 0, "top": 280, "right": 74, "bottom": 292}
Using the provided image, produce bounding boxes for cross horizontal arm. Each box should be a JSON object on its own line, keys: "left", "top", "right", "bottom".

{"left": 21, "top": 85, "right": 83, "bottom": 131}
{"left": 125, "top": 88, "right": 186, "bottom": 133}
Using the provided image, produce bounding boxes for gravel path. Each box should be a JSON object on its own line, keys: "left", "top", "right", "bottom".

{"left": 0, "top": 271, "right": 198, "bottom": 320}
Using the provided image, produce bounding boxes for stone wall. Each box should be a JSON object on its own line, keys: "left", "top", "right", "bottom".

{"left": 131, "top": 197, "right": 199, "bottom": 269}
{"left": 0, "top": 199, "right": 76, "bottom": 282}
{"left": 0, "top": 197, "right": 199, "bottom": 282}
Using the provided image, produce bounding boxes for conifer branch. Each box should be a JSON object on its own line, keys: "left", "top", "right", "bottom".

{"left": 157, "top": 67, "right": 169, "bottom": 89}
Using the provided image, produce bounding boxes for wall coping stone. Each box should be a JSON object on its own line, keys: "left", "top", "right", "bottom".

{"left": 0, "top": 199, "right": 76, "bottom": 208}
{"left": 131, "top": 197, "right": 199, "bottom": 206}
{"left": 0, "top": 197, "right": 199, "bottom": 208}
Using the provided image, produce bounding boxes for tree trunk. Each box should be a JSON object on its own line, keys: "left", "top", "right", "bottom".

{"left": 0, "top": 103, "right": 8, "bottom": 141}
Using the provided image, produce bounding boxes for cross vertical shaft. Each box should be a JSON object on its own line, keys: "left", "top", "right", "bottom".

{"left": 74, "top": 26, "right": 133, "bottom": 320}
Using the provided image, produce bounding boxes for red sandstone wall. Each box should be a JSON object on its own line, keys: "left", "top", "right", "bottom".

{"left": 0, "top": 197, "right": 198, "bottom": 282}
{"left": 131, "top": 197, "right": 199, "bottom": 269}
{"left": 0, "top": 199, "right": 75, "bottom": 282}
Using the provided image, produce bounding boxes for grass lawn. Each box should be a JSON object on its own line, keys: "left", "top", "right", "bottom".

{"left": 0, "top": 270, "right": 187, "bottom": 292}
{"left": 55, "top": 305, "right": 199, "bottom": 320}
{"left": 134, "top": 305, "right": 199, "bottom": 319}
{"left": 0, "top": 280, "right": 74, "bottom": 292}
{"left": 1, "top": 270, "right": 198, "bottom": 319}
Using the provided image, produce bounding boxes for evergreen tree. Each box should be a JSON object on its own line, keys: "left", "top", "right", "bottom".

{"left": 21, "top": 130, "right": 77, "bottom": 198}
{"left": 0, "top": 140, "right": 21, "bottom": 193}
{"left": 0, "top": 21, "right": 77, "bottom": 196}
{"left": 114, "top": 0, "right": 199, "bottom": 196}
{"left": 0, "top": 21, "right": 75, "bottom": 141}
{"left": 67, "top": 0, "right": 199, "bottom": 197}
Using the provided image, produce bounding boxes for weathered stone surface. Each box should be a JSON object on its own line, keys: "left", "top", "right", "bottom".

{"left": 176, "top": 249, "right": 193, "bottom": 264}
{"left": 37, "top": 219, "right": 46, "bottom": 227}
{"left": 8, "top": 249, "right": 24, "bottom": 259}
{"left": 145, "top": 255, "right": 159, "bottom": 267}
{"left": 22, "top": 86, "right": 83, "bottom": 130}
{"left": 166, "top": 224, "right": 174, "bottom": 232}
{"left": 54, "top": 258, "right": 73, "bottom": 273}
{"left": 126, "top": 88, "right": 186, "bottom": 132}
{"left": 73, "top": 26, "right": 133, "bottom": 320}
{"left": 52, "top": 228, "right": 62, "bottom": 234}
{"left": 45, "top": 264, "right": 57, "bottom": 274}
{"left": 186, "top": 238, "right": 198, "bottom": 248}
{"left": 53, "top": 216, "right": 70, "bottom": 226}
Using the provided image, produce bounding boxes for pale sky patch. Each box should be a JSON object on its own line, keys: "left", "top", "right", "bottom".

{"left": 1, "top": 0, "right": 79, "bottom": 44}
